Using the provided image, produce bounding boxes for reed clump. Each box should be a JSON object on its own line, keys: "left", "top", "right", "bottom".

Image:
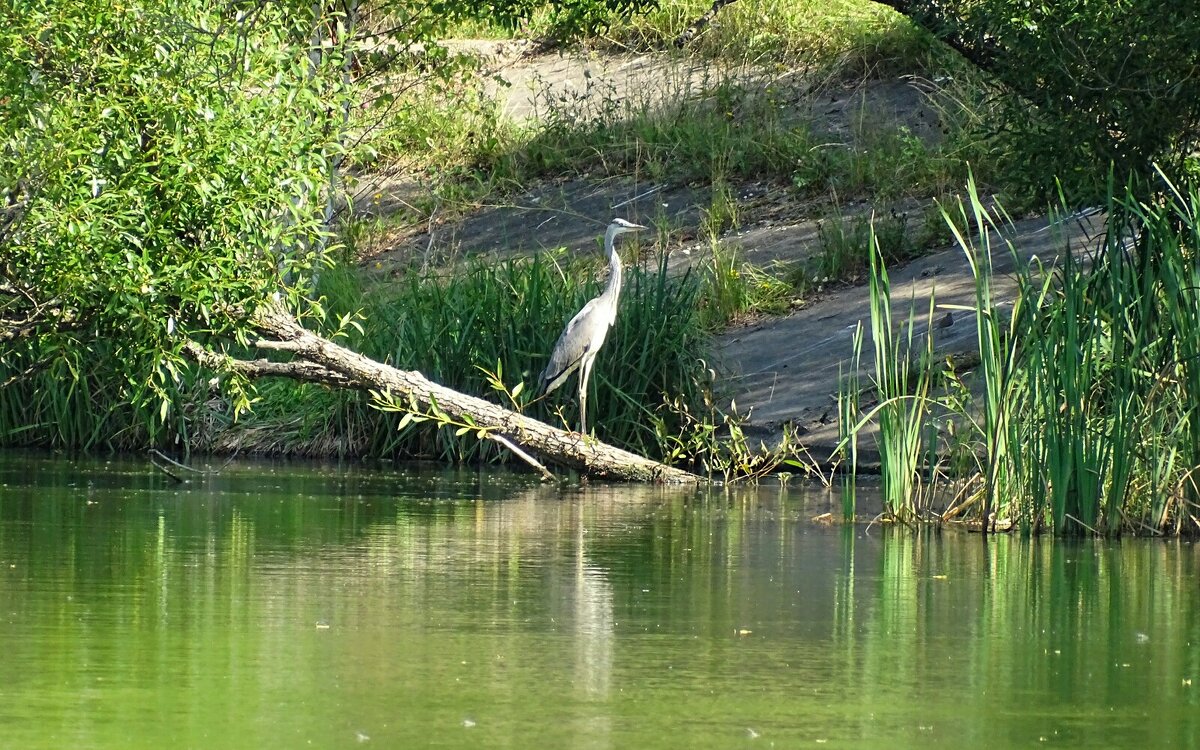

{"left": 847, "top": 176, "right": 1200, "bottom": 535}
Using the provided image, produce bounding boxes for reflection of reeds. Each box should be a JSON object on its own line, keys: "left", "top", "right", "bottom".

{"left": 4, "top": 466, "right": 1197, "bottom": 746}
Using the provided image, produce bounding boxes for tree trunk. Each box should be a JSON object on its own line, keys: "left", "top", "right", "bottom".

{"left": 674, "top": 0, "right": 1002, "bottom": 82}
{"left": 673, "top": 0, "right": 742, "bottom": 48}
{"left": 185, "top": 302, "right": 702, "bottom": 484}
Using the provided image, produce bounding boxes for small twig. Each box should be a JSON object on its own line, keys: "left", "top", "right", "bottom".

{"left": 149, "top": 449, "right": 211, "bottom": 475}
{"left": 1064, "top": 513, "right": 1102, "bottom": 536}
{"left": 490, "top": 433, "right": 555, "bottom": 482}
{"left": 149, "top": 457, "right": 184, "bottom": 484}
{"left": 940, "top": 480, "right": 982, "bottom": 521}
{"left": 864, "top": 512, "right": 886, "bottom": 535}
{"left": 1119, "top": 507, "right": 1163, "bottom": 536}
{"left": 611, "top": 185, "right": 663, "bottom": 210}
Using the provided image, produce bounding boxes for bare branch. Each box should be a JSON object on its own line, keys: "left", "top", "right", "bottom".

{"left": 490, "top": 433, "right": 556, "bottom": 482}
{"left": 183, "top": 340, "right": 359, "bottom": 389}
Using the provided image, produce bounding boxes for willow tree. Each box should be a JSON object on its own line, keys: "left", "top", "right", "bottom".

{"left": 1, "top": 0, "right": 348, "bottom": 439}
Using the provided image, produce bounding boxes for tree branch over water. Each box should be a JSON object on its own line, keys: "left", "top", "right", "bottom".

{"left": 185, "top": 302, "right": 702, "bottom": 484}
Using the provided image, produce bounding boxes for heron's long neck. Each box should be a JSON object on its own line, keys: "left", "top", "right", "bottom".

{"left": 599, "top": 228, "right": 623, "bottom": 309}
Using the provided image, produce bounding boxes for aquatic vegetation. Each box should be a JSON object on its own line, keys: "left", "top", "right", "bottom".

{"left": 850, "top": 175, "right": 1200, "bottom": 535}
{"left": 866, "top": 231, "right": 937, "bottom": 521}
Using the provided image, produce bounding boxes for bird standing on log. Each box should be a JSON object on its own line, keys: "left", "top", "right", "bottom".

{"left": 537, "top": 218, "right": 645, "bottom": 435}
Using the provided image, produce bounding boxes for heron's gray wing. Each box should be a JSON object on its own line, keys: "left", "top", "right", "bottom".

{"left": 537, "top": 297, "right": 604, "bottom": 395}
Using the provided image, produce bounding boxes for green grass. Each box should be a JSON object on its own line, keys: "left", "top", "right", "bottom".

{"left": 354, "top": 0, "right": 998, "bottom": 234}
{"left": 438, "top": 0, "right": 937, "bottom": 78}
{"left": 501, "top": 76, "right": 821, "bottom": 186}
{"left": 526, "top": 0, "right": 939, "bottom": 79}
{"left": 439, "top": 75, "right": 983, "bottom": 205}
{"left": 696, "top": 238, "right": 794, "bottom": 327}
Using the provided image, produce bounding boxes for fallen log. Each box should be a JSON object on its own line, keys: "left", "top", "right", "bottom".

{"left": 185, "top": 301, "right": 702, "bottom": 484}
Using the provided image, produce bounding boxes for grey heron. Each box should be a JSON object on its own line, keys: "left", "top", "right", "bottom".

{"left": 537, "top": 218, "right": 645, "bottom": 434}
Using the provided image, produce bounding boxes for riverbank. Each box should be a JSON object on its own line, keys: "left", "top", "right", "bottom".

{"left": 8, "top": 1, "right": 1199, "bottom": 535}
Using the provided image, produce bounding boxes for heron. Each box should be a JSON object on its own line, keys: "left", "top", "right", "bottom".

{"left": 537, "top": 217, "right": 645, "bottom": 434}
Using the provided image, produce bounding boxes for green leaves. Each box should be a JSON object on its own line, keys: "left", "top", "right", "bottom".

{"left": 940, "top": 0, "right": 1200, "bottom": 201}
{"left": 0, "top": 0, "right": 670, "bottom": 453}
{"left": 0, "top": 0, "right": 350, "bottom": 447}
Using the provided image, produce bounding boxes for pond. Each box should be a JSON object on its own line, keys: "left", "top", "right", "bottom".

{"left": 0, "top": 453, "right": 1197, "bottom": 748}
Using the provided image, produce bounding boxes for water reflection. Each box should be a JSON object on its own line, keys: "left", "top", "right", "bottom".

{"left": 573, "top": 513, "right": 613, "bottom": 700}
{"left": 0, "top": 455, "right": 1196, "bottom": 748}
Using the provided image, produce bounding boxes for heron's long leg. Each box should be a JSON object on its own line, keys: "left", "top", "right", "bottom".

{"left": 579, "top": 353, "right": 595, "bottom": 435}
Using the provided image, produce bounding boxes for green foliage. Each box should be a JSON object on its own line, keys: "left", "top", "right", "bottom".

{"left": 865, "top": 232, "right": 936, "bottom": 522}
{"left": 913, "top": 0, "right": 1200, "bottom": 201}
{"left": 0, "top": 0, "right": 666, "bottom": 452}
{"left": 697, "top": 241, "right": 793, "bottom": 328}
{"left": 427, "top": 0, "right": 658, "bottom": 39}
{"left": 657, "top": 394, "right": 815, "bottom": 483}
{"left": 854, "top": 177, "right": 1200, "bottom": 535}
{"left": 836, "top": 322, "right": 865, "bottom": 520}
{"left": 0, "top": 0, "right": 347, "bottom": 446}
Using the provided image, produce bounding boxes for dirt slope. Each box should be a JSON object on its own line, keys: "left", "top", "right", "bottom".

{"left": 359, "top": 43, "right": 1102, "bottom": 456}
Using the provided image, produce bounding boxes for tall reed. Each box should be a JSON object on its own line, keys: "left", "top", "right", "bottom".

{"left": 943, "top": 182, "right": 1036, "bottom": 529}
{"left": 849, "top": 175, "right": 1200, "bottom": 535}
{"left": 837, "top": 322, "right": 864, "bottom": 520}
{"left": 867, "top": 229, "right": 936, "bottom": 521}
{"left": 938, "top": 176, "right": 1200, "bottom": 535}
{"left": 0, "top": 338, "right": 197, "bottom": 452}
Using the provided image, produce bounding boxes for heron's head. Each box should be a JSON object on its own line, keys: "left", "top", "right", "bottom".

{"left": 608, "top": 217, "right": 645, "bottom": 237}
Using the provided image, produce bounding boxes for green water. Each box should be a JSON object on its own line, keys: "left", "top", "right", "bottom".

{"left": 0, "top": 455, "right": 1197, "bottom": 749}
